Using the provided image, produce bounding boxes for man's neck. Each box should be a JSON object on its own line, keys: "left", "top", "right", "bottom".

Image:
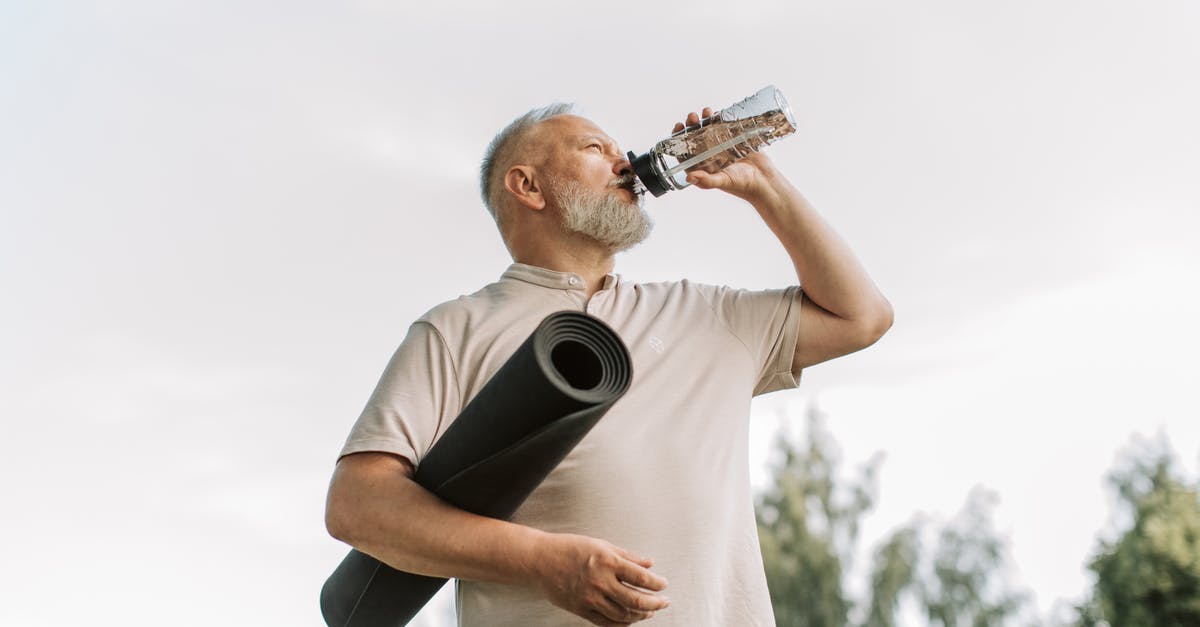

{"left": 513, "top": 239, "right": 615, "bottom": 299}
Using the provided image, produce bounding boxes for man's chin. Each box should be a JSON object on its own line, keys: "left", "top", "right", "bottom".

{"left": 556, "top": 183, "right": 653, "bottom": 252}
{"left": 574, "top": 222, "right": 653, "bottom": 254}
{"left": 615, "top": 233, "right": 652, "bottom": 254}
{"left": 611, "top": 187, "right": 644, "bottom": 208}
{"left": 609, "top": 221, "right": 654, "bottom": 254}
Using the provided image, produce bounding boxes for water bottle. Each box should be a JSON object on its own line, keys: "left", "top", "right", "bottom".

{"left": 627, "top": 85, "right": 797, "bottom": 197}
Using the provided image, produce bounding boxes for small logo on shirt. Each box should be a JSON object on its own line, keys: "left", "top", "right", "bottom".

{"left": 648, "top": 336, "right": 666, "bottom": 354}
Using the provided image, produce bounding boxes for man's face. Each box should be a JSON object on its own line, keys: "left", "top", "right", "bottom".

{"left": 536, "top": 115, "right": 652, "bottom": 252}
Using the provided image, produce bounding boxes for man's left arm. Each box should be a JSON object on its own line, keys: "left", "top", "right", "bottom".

{"left": 681, "top": 109, "right": 893, "bottom": 372}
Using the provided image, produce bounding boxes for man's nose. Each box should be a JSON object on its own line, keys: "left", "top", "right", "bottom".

{"left": 612, "top": 156, "right": 632, "bottom": 177}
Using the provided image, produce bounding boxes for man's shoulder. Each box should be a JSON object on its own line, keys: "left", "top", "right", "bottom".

{"left": 630, "top": 277, "right": 791, "bottom": 299}
{"left": 625, "top": 276, "right": 724, "bottom": 301}
{"left": 623, "top": 278, "right": 798, "bottom": 322}
{"left": 414, "top": 280, "right": 507, "bottom": 331}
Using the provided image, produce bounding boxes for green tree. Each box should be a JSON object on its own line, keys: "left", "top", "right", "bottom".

{"left": 757, "top": 406, "right": 1028, "bottom": 627}
{"left": 1083, "top": 439, "right": 1200, "bottom": 626}
{"left": 756, "top": 407, "right": 879, "bottom": 627}
{"left": 920, "top": 488, "right": 1027, "bottom": 627}
{"left": 863, "top": 524, "right": 921, "bottom": 627}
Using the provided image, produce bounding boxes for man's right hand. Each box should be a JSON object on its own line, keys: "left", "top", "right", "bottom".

{"left": 327, "top": 453, "right": 669, "bottom": 625}
{"left": 534, "top": 533, "right": 670, "bottom": 626}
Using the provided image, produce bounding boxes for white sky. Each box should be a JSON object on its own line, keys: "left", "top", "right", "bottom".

{"left": 2, "top": 1, "right": 1198, "bottom": 625}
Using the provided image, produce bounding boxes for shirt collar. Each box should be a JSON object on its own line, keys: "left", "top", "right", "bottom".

{"left": 501, "top": 262, "right": 619, "bottom": 291}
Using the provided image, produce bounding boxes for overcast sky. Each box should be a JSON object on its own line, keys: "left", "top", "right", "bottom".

{"left": 2, "top": 1, "right": 1198, "bottom": 625}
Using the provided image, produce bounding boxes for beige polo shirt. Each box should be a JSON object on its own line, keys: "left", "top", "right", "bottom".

{"left": 340, "top": 262, "right": 803, "bottom": 626}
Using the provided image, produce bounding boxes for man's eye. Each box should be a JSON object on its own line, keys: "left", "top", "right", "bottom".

{"left": 588, "top": 144, "right": 602, "bottom": 151}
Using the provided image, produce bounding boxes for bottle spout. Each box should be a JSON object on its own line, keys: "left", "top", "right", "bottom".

{"left": 626, "top": 150, "right": 671, "bottom": 198}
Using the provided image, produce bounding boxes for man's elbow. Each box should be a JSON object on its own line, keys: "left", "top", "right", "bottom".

{"left": 856, "top": 297, "right": 894, "bottom": 348}
{"left": 325, "top": 452, "right": 415, "bottom": 545}
{"left": 325, "top": 495, "right": 353, "bottom": 544}
{"left": 325, "top": 477, "right": 363, "bottom": 545}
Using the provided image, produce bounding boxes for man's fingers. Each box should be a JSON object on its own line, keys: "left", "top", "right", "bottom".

{"left": 686, "top": 170, "right": 723, "bottom": 189}
{"left": 585, "top": 609, "right": 630, "bottom": 627}
{"left": 615, "top": 558, "right": 669, "bottom": 592}
{"left": 583, "top": 610, "right": 618, "bottom": 626}
{"left": 610, "top": 580, "right": 671, "bottom": 612}
{"left": 677, "top": 107, "right": 714, "bottom": 133}
{"left": 615, "top": 546, "right": 653, "bottom": 568}
{"left": 600, "top": 595, "right": 655, "bottom": 623}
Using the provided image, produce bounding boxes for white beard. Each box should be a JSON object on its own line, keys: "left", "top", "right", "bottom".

{"left": 551, "top": 179, "right": 653, "bottom": 253}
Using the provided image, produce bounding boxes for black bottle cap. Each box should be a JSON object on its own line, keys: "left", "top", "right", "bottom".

{"left": 627, "top": 151, "right": 670, "bottom": 198}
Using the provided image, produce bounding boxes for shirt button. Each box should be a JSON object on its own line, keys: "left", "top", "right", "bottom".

{"left": 568, "top": 277, "right": 579, "bottom": 286}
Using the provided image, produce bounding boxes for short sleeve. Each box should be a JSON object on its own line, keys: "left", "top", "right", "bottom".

{"left": 337, "top": 321, "right": 463, "bottom": 467}
{"left": 700, "top": 284, "right": 804, "bottom": 396}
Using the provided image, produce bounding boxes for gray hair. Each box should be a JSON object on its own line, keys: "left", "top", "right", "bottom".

{"left": 480, "top": 102, "right": 577, "bottom": 219}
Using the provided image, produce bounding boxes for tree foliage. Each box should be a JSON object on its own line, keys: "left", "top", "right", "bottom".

{"left": 1082, "top": 440, "right": 1200, "bottom": 626}
{"left": 756, "top": 413, "right": 1200, "bottom": 627}
{"left": 756, "top": 407, "right": 878, "bottom": 626}
{"left": 920, "top": 488, "right": 1027, "bottom": 627}
{"left": 756, "top": 407, "right": 1026, "bottom": 627}
{"left": 863, "top": 524, "right": 920, "bottom": 627}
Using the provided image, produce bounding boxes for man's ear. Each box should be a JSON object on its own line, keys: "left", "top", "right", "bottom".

{"left": 503, "top": 165, "right": 546, "bottom": 211}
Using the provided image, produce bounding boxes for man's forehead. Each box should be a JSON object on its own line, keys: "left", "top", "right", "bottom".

{"left": 539, "top": 115, "right": 613, "bottom": 143}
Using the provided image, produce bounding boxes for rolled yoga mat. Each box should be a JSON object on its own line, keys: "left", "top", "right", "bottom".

{"left": 321, "top": 310, "right": 634, "bottom": 627}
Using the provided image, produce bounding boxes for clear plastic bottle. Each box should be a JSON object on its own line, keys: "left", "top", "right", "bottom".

{"left": 627, "top": 85, "right": 797, "bottom": 197}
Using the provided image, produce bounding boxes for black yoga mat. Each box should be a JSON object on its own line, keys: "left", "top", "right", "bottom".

{"left": 321, "top": 311, "right": 633, "bottom": 627}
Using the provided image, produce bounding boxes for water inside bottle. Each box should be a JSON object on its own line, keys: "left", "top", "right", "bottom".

{"left": 658, "top": 108, "right": 796, "bottom": 176}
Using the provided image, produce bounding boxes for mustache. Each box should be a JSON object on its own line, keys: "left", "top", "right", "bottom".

{"left": 609, "top": 171, "right": 648, "bottom": 196}
{"left": 608, "top": 174, "right": 641, "bottom": 193}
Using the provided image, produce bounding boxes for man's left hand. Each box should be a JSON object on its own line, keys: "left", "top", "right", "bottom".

{"left": 672, "top": 107, "right": 782, "bottom": 205}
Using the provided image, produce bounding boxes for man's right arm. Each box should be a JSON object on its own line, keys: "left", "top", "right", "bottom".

{"left": 325, "top": 451, "right": 671, "bottom": 626}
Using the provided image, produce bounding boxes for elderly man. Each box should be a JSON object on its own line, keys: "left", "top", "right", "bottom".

{"left": 325, "top": 103, "right": 892, "bottom": 626}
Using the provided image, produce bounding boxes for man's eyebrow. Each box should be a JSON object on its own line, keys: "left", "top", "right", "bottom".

{"left": 578, "top": 135, "right": 618, "bottom": 149}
